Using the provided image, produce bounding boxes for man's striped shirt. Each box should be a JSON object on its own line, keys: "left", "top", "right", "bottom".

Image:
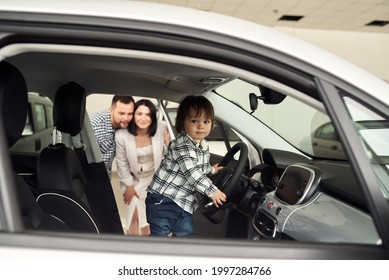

{"left": 90, "top": 110, "right": 116, "bottom": 178}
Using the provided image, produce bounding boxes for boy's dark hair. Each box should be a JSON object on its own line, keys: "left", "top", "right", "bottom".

{"left": 175, "top": 95, "right": 215, "bottom": 133}
{"left": 128, "top": 99, "right": 158, "bottom": 136}
{"left": 111, "top": 95, "right": 135, "bottom": 106}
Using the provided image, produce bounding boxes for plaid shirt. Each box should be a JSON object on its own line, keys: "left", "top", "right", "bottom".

{"left": 90, "top": 110, "right": 116, "bottom": 178}
{"left": 147, "top": 131, "right": 218, "bottom": 214}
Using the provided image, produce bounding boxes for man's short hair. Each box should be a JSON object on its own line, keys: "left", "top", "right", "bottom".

{"left": 111, "top": 95, "right": 135, "bottom": 106}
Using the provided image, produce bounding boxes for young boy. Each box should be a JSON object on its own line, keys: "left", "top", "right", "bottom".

{"left": 146, "top": 95, "right": 226, "bottom": 237}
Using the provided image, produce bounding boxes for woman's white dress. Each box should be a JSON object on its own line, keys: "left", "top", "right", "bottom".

{"left": 115, "top": 120, "right": 167, "bottom": 233}
{"left": 121, "top": 145, "right": 154, "bottom": 230}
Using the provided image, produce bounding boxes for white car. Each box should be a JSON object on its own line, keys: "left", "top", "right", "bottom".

{"left": 0, "top": 0, "right": 389, "bottom": 272}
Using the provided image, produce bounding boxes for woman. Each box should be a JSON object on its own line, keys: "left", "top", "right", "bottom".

{"left": 115, "top": 99, "right": 170, "bottom": 235}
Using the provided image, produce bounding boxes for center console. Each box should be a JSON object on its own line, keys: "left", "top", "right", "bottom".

{"left": 252, "top": 163, "right": 321, "bottom": 239}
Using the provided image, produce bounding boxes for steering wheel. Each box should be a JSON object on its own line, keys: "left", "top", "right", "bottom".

{"left": 202, "top": 142, "right": 248, "bottom": 219}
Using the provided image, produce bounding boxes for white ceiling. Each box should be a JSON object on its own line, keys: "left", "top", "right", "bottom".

{"left": 139, "top": 0, "right": 389, "bottom": 33}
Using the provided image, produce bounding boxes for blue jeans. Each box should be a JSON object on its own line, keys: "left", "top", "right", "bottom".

{"left": 146, "top": 192, "right": 194, "bottom": 237}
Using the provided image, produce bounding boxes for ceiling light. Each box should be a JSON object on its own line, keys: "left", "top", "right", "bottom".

{"left": 366, "top": 20, "right": 389, "bottom": 27}
{"left": 278, "top": 15, "right": 304, "bottom": 22}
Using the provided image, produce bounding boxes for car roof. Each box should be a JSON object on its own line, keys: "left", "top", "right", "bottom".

{"left": 1, "top": 0, "right": 389, "bottom": 106}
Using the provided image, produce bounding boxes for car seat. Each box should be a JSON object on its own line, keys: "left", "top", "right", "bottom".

{"left": 36, "top": 82, "right": 101, "bottom": 233}
{"left": 0, "top": 61, "right": 69, "bottom": 231}
{"left": 36, "top": 81, "right": 123, "bottom": 234}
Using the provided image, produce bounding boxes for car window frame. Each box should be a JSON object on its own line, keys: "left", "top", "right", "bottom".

{"left": 316, "top": 78, "right": 389, "bottom": 246}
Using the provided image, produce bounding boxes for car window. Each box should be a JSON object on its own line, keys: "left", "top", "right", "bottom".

{"left": 46, "top": 105, "right": 53, "bottom": 127}
{"left": 343, "top": 96, "right": 389, "bottom": 198}
{"left": 216, "top": 78, "right": 347, "bottom": 160}
{"left": 34, "top": 103, "right": 47, "bottom": 131}
{"left": 315, "top": 123, "right": 338, "bottom": 140}
{"left": 10, "top": 93, "right": 54, "bottom": 154}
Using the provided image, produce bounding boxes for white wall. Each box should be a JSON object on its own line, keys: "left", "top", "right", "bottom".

{"left": 86, "top": 94, "right": 113, "bottom": 115}
{"left": 276, "top": 27, "right": 389, "bottom": 82}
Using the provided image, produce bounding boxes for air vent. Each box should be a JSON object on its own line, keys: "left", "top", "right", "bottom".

{"left": 252, "top": 210, "right": 277, "bottom": 238}
{"left": 278, "top": 15, "right": 304, "bottom": 22}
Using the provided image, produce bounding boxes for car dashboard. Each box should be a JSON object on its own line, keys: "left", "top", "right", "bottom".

{"left": 246, "top": 153, "right": 381, "bottom": 245}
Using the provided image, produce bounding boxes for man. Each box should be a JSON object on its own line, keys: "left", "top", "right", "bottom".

{"left": 90, "top": 95, "right": 135, "bottom": 178}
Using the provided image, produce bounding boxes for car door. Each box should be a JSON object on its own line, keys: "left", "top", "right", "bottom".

{"left": 0, "top": 1, "right": 389, "bottom": 263}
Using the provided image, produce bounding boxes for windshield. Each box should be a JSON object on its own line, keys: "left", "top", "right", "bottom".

{"left": 216, "top": 79, "right": 347, "bottom": 160}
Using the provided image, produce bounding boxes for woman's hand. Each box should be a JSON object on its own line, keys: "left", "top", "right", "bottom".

{"left": 211, "top": 189, "right": 227, "bottom": 208}
{"left": 123, "top": 185, "right": 139, "bottom": 205}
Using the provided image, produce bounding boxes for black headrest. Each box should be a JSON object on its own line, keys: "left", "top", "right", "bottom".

{"left": 0, "top": 61, "right": 28, "bottom": 147}
{"left": 54, "top": 81, "right": 86, "bottom": 136}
